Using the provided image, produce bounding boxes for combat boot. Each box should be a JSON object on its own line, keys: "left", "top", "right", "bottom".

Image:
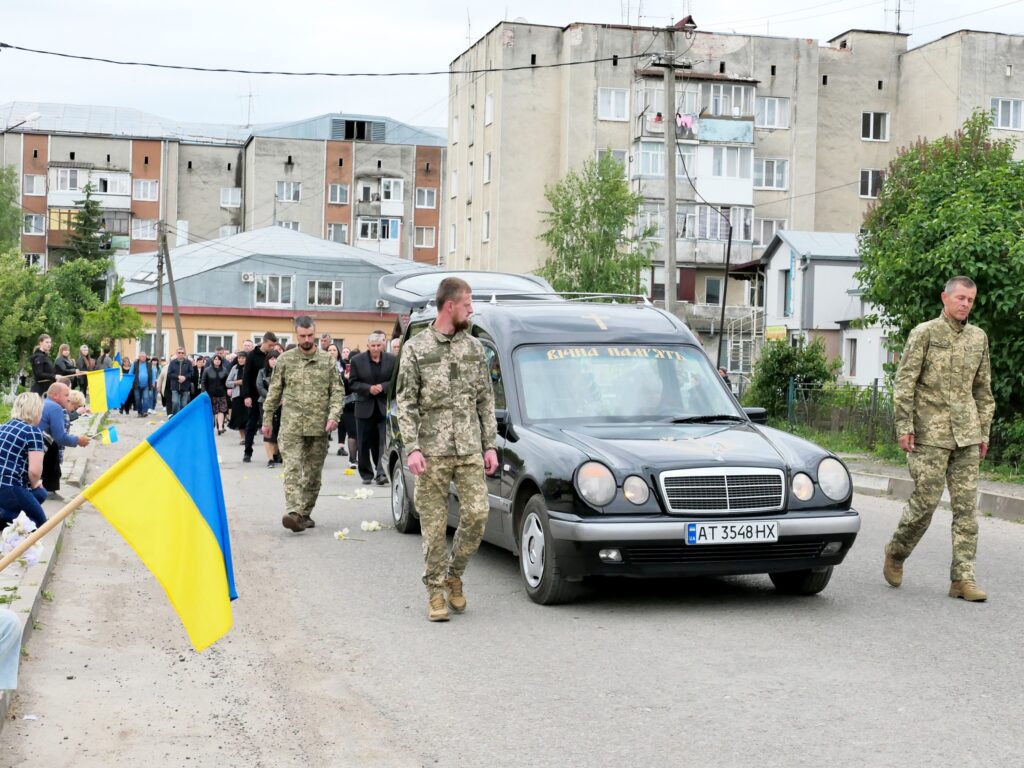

{"left": 883, "top": 549, "right": 904, "bottom": 587}
{"left": 428, "top": 593, "right": 450, "bottom": 622}
{"left": 444, "top": 576, "right": 467, "bottom": 613}
{"left": 281, "top": 512, "right": 306, "bottom": 533}
{"left": 949, "top": 580, "right": 988, "bottom": 602}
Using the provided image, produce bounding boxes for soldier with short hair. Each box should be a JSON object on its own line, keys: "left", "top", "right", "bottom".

{"left": 396, "top": 277, "right": 498, "bottom": 622}
{"left": 883, "top": 276, "right": 995, "bottom": 601}
{"left": 262, "top": 316, "right": 343, "bottom": 533}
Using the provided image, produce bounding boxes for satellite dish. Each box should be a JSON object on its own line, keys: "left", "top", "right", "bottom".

{"left": 513, "top": 16, "right": 528, "bottom": 23}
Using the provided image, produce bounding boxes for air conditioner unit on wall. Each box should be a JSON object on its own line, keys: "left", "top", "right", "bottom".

{"left": 241, "top": 272, "right": 255, "bottom": 283}
{"left": 375, "top": 298, "right": 390, "bottom": 309}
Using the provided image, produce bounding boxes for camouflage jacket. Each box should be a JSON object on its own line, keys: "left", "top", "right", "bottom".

{"left": 894, "top": 312, "right": 995, "bottom": 448}
{"left": 396, "top": 325, "right": 498, "bottom": 457}
{"left": 261, "top": 347, "right": 343, "bottom": 437}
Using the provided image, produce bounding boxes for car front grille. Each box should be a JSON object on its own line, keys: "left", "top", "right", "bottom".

{"left": 623, "top": 541, "right": 824, "bottom": 564}
{"left": 659, "top": 468, "right": 785, "bottom": 515}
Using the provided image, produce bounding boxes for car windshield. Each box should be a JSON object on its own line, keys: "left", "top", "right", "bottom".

{"left": 514, "top": 344, "right": 740, "bottom": 423}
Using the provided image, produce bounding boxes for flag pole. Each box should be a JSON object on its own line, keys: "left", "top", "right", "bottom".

{"left": 0, "top": 493, "right": 88, "bottom": 573}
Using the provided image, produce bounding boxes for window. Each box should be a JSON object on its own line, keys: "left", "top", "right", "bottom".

{"left": 327, "top": 223, "right": 348, "bottom": 243}
{"left": 54, "top": 168, "right": 84, "bottom": 192}
{"left": 95, "top": 174, "right": 130, "bottom": 195}
{"left": 483, "top": 153, "right": 492, "bottom": 183}
{"left": 753, "top": 218, "right": 786, "bottom": 247}
{"left": 597, "top": 149, "right": 627, "bottom": 174}
{"left": 380, "top": 218, "right": 401, "bottom": 240}
{"left": 255, "top": 274, "right": 293, "bottom": 306}
{"left": 704, "top": 83, "right": 754, "bottom": 117}
{"left": 452, "top": 115, "right": 459, "bottom": 144}
{"left": 636, "top": 82, "right": 702, "bottom": 119}
{"left": 449, "top": 223, "right": 457, "bottom": 252}
{"left": 482, "top": 211, "right": 491, "bottom": 242}
{"left": 23, "top": 175, "right": 45, "bottom": 196}
{"left": 48, "top": 209, "right": 78, "bottom": 231}
{"left": 139, "top": 331, "right": 169, "bottom": 358}
{"left": 327, "top": 183, "right": 349, "bottom": 205}
{"left": 357, "top": 182, "right": 374, "bottom": 203}
{"left": 133, "top": 179, "right": 159, "bottom": 201}
{"left": 861, "top": 112, "right": 889, "bottom": 141}
{"left": 755, "top": 96, "right": 791, "bottom": 129}
{"left": 196, "top": 333, "right": 235, "bottom": 355}
{"left": 639, "top": 141, "right": 664, "bottom": 176}
{"left": 780, "top": 269, "right": 792, "bottom": 316}
{"left": 275, "top": 181, "right": 301, "bottom": 201}
{"left": 484, "top": 92, "right": 494, "bottom": 125}
{"left": 277, "top": 221, "right": 300, "bottom": 231}
{"left": 415, "top": 187, "right": 437, "bottom": 208}
{"left": 307, "top": 280, "right": 344, "bottom": 307}
{"left": 860, "top": 169, "right": 884, "bottom": 198}
{"left": 381, "top": 178, "right": 403, "bottom": 201}
{"left": 101, "top": 210, "right": 130, "bottom": 235}
{"left": 358, "top": 217, "right": 379, "bottom": 240}
{"left": 414, "top": 226, "right": 435, "bottom": 248}
{"left": 220, "top": 187, "right": 241, "bottom": 207}
{"left": 754, "top": 158, "right": 788, "bottom": 189}
{"left": 846, "top": 338, "right": 858, "bottom": 377}
{"left": 696, "top": 206, "right": 752, "bottom": 241}
{"left": 482, "top": 344, "right": 506, "bottom": 409}
{"left": 712, "top": 146, "right": 752, "bottom": 179}
{"left": 24, "top": 253, "right": 45, "bottom": 271}
{"left": 132, "top": 218, "right": 158, "bottom": 240}
{"left": 705, "top": 277, "right": 723, "bottom": 306}
{"left": 219, "top": 225, "right": 240, "bottom": 238}
{"left": 638, "top": 203, "right": 695, "bottom": 240}
{"left": 991, "top": 97, "right": 1023, "bottom": 130}
{"left": 598, "top": 88, "right": 628, "bottom": 121}
{"left": 450, "top": 169, "right": 458, "bottom": 198}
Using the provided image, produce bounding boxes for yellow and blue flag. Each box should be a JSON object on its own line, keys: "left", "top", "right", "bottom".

{"left": 99, "top": 426, "right": 118, "bottom": 444}
{"left": 86, "top": 368, "right": 127, "bottom": 412}
{"left": 83, "top": 393, "right": 236, "bottom": 651}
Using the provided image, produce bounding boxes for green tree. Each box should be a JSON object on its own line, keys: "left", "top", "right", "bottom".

{"left": 0, "top": 166, "right": 20, "bottom": 252}
{"left": 743, "top": 338, "right": 841, "bottom": 418}
{"left": 0, "top": 249, "right": 66, "bottom": 387}
{"left": 857, "top": 110, "right": 1024, "bottom": 414}
{"left": 79, "top": 279, "right": 144, "bottom": 352}
{"left": 62, "top": 183, "right": 110, "bottom": 263}
{"left": 537, "top": 152, "right": 654, "bottom": 295}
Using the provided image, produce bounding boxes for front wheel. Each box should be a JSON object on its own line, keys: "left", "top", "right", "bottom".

{"left": 391, "top": 462, "right": 419, "bottom": 534}
{"left": 769, "top": 566, "right": 833, "bottom": 596}
{"left": 519, "top": 495, "right": 579, "bottom": 605}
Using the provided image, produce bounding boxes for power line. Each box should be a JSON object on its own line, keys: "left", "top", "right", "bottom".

{"left": 911, "top": 0, "right": 1023, "bottom": 31}
{"left": 0, "top": 42, "right": 651, "bottom": 78}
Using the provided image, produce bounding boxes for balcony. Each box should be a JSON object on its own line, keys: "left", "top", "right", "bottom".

{"left": 355, "top": 199, "right": 381, "bottom": 217}
{"left": 675, "top": 302, "right": 761, "bottom": 335}
{"left": 635, "top": 113, "right": 699, "bottom": 142}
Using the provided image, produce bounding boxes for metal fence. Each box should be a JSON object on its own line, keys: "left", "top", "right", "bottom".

{"left": 786, "top": 379, "right": 895, "bottom": 449}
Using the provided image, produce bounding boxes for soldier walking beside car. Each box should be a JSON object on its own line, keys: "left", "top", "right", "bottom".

{"left": 396, "top": 277, "right": 499, "bottom": 622}
{"left": 883, "top": 276, "right": 995, "bottom": 601}
{"left": 262, "top": 316, "right": 343, "bottom": 533}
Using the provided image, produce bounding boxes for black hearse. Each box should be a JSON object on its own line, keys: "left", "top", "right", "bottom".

{"left": 382, "top": 271, "right": 859, "bottom": 604}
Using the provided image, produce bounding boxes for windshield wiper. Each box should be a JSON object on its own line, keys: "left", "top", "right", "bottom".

{"left": 667, "top": 414, "right": 748, "bottom": 424}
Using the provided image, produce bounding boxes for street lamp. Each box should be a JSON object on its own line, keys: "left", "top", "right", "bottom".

{"left": 0, "top": 111, "right": 41, "bottom": 135}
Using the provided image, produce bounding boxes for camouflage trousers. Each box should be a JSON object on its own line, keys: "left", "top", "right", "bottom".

{"left": 886, "top": 443, "right": 980, "bottom": 581}
{"left": 277, "top": 432, "right": 330, "bottom": 519}
{"left": 415, "top": 453, "right": 488, "bottom": 595}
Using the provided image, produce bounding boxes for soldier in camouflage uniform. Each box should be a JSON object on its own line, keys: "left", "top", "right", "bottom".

{"left": 262, "top": 316, "right": 343, "bottom": 533}
{"left": 884, "top": 277, "right": 995, "bottom": 601}
{"left": 396, "top": 277, "right": 499, "bottom": 622}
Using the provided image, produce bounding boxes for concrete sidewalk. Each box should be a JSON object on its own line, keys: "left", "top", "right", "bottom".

{"left": 0, "top": 412, "right": 102, "bottom": 726}
{"left": 844, "top": 454, "right": 1024, "bottom": 523}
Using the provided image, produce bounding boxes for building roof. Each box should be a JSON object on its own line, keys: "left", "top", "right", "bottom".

{"left": 117, "top": 226, "right": 431, "bottom": 297}
{"left": 762, "top": 230, "right": 859, "bottom": 263}
{"left": 0, "top": 102, "right": 446, "bottom": 147}
{"left": 827, "top": 29, "right": 910, "bottom": 43}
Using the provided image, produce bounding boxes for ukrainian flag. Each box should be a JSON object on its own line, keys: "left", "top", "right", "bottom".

{"left": 99, "top": 426, "right": 118, "bottom": 444}
{"left": 84, "top": 393, "right": 236, "bottom": 651}
{"left": 86, "top": 368, "right": 125, "bottom": 412}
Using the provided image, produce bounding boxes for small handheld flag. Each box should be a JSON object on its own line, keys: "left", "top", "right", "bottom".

{"left": 99, "top": 427, "right": 118, "bottom": 444}
{"left": 83, "top": 393, "right": 236, "bottom": 651}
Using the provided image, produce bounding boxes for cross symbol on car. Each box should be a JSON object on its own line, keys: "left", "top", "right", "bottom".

{"left": 581, "top": 313, "right": 609, "bottom": 330}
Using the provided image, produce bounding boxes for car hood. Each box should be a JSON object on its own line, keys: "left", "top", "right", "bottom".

{"left": 532, "top": 422, "right": 792, "bottom": 472}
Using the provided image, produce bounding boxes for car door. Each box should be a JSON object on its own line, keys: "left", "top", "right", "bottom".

{"left": 479, "top": 340, "right": 508, "bottom": 545}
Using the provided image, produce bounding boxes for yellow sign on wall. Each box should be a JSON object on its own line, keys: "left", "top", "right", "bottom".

{"left": 765, "top": 325, "right": 788, "bottom": 341}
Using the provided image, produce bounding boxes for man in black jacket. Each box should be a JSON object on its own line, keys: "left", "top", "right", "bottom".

{"left": 349, "top": 330, "right": 396, "bottom": 484}
{"left": 242, "top": 331, "right": 278, "bottom": 463}
{"left": 166, "top": 346, "right": 194, "bottom": 416}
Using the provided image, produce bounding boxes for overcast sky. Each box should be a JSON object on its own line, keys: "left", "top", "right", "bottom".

{"left": 2, "top": 0, "right": 1021, "bottom": 130}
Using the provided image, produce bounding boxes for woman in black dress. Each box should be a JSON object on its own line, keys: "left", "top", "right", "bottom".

{"left": 226, "top": 352, "right": 249, "bottom": 443}
{"left": 202, "top": 354, "right": 230, "bottom": 434}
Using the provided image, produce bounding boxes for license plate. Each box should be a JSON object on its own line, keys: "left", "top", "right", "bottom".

{"left": 686, "top": 521, "right": 779, "bottom": 545}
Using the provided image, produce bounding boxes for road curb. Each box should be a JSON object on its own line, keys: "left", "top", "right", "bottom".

{"left": 852, "top": 471, "right": 1024, "bottom": 523}
{"left": 0, "top": 412, "right": 99, "bottom": 731}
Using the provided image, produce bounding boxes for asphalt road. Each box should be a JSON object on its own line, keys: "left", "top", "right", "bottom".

{"left": 4, "top": 414, "right": 1023, "bottom": 768}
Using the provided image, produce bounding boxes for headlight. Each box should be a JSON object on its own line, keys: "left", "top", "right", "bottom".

{"left": 791, "top": 472, "right": 814, "bottom": 502}
{"left": 817, "top": 457, "right": 851, "bottom": 500}
{"left": 576, "top": 462, "right": 616, "bottom": 507}
{"left": 623, "top": 475, "right": 650, "bottom": 505}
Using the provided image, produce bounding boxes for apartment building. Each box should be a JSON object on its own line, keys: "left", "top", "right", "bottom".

{"left": 0, "top": 103, "right": 446, "bottom": 269}
{"left": 447, "top": 21, "right": 1024, "bottom": 361}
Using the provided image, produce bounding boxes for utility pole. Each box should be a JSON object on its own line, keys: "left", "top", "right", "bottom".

{"left": 655, "top": 26, "right": 677, "bottom": 314}
{"left": 155, "top": 226, "right": 165, "bottom": 360}
{"left": 158, "top": 221, "right": 185, "bottom": 351}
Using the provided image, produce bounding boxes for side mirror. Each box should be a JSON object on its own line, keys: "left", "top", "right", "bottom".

{"left": 495, "top": 408, "right": 517, "bottom": 441}
{"left": 743, "top": 407, "right": 768, "bottom": 425}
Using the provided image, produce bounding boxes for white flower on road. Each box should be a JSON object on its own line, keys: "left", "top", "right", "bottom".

{"left": 360, "top": 520, "right": 385, "bottom": 532}
{"left": 333, "top": 528, "right": 351, "bottom": 540}
{"left": 0, "top": 513, "right": 44, "bottom": 572}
